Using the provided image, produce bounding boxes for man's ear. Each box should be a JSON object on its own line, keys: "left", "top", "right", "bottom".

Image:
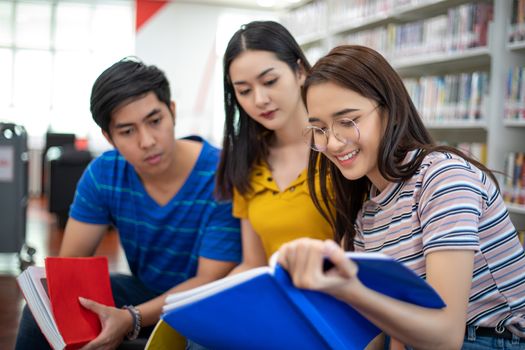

{"left": 102, "top": 130, "right": 115, "bottom": 147}
{"left": 170, "top": 101, "right": 176, "bottom": 124}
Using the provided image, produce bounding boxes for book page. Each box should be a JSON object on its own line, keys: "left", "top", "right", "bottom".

{"left": 163, "top": 266, "right": 271, "bottom": 312}
{"left": 17, "top": 266, "right": 65, "bottom": 349}
{"left": 345, "top": 252, "right": 391, "bottom": 260}
{"left": 28, "top": 268, "right": 54, "bottom": 318}
{"left": 268, "top": 250, "right": 391, "bottom": 271}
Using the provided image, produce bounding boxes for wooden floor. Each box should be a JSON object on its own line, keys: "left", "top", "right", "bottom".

{"left": 0, "top": 197, "right": 128, "bottom": 350}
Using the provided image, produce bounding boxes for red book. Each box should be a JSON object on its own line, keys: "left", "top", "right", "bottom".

{"left": 45, "top": 256, "right": 115, "bottom": 349}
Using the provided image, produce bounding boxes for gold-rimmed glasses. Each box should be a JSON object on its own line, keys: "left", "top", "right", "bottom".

{"left": 303, "top": 106, "right": 379, "bottom": 152}
{"left": 303, "top": 119, "right": 359, "bottom": 152}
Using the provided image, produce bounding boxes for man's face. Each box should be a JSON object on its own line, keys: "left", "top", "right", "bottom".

{"left": 104, "top": 91, "right": 176, "bottom": 180}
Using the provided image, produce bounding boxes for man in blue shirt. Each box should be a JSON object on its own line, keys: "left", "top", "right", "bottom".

{"left": 16, "top": 58, "right": 242, "bottom": 349}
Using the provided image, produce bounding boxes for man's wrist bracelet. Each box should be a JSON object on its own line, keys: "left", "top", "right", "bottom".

{"left": 122, "top": 305, "right": 142, "bottom": 340}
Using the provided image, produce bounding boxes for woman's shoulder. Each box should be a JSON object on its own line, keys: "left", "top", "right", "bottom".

{"left": 417, "top": 150, "right": 485, "bottom": 188}
{"left": 419, "top": 150, "right": 475, "bottom": 173}
{"left": 424, "top": 150, "right": 467, "bottom": 164}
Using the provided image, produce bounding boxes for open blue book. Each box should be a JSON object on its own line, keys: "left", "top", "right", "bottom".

{"left": 161, "top": 252, "right": 445, "bottom": 350}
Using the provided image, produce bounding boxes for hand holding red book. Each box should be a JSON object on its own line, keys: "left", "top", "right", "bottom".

{"left": 45, "top": 257, "right": 115, "bottom": 349}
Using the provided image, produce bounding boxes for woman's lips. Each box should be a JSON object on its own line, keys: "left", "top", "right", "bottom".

{"left": 260, "top": 110, "right": 276, "bottom": 119}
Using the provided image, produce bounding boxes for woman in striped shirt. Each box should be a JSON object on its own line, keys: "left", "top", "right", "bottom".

{"left": 278, "top": 45, "right": 525, "bottom": 349}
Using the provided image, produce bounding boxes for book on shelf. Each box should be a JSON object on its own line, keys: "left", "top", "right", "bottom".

{"left": 404, "top": 71, "right": 488, "bottom": 124}
{"left": 17, "top": 257, "right": 115, "bottom": 350}
{"left": 509, "top": 0, "right": 525, "bottom": 43}
{"left": 160, "top": 252, "right": 446, "bottom": 350}
{"left": 505, "top": 66, "right": 525, "bottom": 121}
{"left": 504, "top": 152, "right": 525, "bottom": 205}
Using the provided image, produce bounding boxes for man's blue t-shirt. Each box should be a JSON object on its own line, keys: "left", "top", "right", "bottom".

{"left": 69, "top": 136, "right": 241, "bottom": 293}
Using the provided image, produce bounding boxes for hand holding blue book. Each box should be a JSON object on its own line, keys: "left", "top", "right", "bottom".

{"left": 161, "top": 252, "right": 445, "bottom": 350}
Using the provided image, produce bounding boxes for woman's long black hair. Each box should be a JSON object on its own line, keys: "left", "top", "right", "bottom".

{"left": 215, "top": 21, "right": 311, "bottom": 199}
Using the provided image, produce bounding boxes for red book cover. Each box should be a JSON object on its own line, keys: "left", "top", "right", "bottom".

{"left": 45, "top": 257, "right": 115, "bottom": 349}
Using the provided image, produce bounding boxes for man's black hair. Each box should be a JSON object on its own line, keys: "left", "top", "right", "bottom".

{"left": 90, "top": 57, "right": 171, "bottom": 134}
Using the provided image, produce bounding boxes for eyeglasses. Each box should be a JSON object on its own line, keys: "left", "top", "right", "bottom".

{"left": 303, "top": 106, "right": 378, "bottom": 152}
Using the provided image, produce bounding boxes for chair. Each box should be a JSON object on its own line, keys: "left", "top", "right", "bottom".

{"left": 41, "top": 132, "right": 75, "bottom": 197}
{"left": 46, "top": 145, "right": 92, "bottom": 228}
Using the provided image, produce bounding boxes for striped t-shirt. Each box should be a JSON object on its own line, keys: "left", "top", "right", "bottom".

{"left": 70, "top": 136, "right": 241, "bottom": 294}
{"left": 354, "top": 150, "right": 525, "bottom": 336}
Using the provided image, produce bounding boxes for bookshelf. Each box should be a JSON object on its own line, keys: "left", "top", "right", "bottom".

{"left": 424, "top": 120, "right": 487, "bottom": 129}
{"left": 392, "top": 47, "right": 491, "bottom": 75}
{"left": 504, "top": 120, "right": 525, "bottom": 127}
{"left": 508, "top": 203, "right": 525, "bottom": 215}
{"left": 503, "top": 0, "right": 525, "bottom": 219}
{"left": 281, "top": 0, "right": 525, "bottom": 227}
{"left": 508, "top": 40, "right": 525, "bottom": 51}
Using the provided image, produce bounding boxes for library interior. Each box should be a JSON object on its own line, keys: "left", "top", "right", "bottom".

{"left": 0, "top": 0, "right": 524, "bottom": 349}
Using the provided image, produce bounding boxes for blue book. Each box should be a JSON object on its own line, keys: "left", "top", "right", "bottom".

{"left": 161, "top": 252, "right": 445, "bottom": 350}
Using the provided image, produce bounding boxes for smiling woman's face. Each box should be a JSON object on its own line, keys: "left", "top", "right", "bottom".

{"left": 306, "top": 81, "right": 388, "bottom": 191}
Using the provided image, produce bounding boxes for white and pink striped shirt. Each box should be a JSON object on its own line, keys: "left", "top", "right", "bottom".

{"left": 354, "top": 150, "right": 525, "bottom": 336}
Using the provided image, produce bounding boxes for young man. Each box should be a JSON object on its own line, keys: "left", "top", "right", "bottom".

{"left": 15, "top": 58, "right": 242, "bottom": 350}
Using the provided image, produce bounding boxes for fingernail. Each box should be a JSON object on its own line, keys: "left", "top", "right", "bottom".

{"left": 78, "top": 297, "right": 86, "bottom": 302}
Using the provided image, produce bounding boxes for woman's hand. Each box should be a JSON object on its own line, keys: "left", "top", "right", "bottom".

{"left": 78, "top": 297, "right": 134, "bottom": 350}
{"left": 277, "top": 238, "right": 361, "bottom": 300}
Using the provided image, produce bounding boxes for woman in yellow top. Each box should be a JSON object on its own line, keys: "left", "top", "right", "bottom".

{"left": 215, "top": 20, "right": 333, "bottom": 270}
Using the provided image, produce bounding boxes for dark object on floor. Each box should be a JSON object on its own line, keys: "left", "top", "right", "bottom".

{"left": 46, "top": 145, "right": 93, "bottom": 229}
{"left": 0, "top": 123, "right": 35, "bottom": 270}
{"left": 41, "top": 132, "right": 76, "bottom": 197}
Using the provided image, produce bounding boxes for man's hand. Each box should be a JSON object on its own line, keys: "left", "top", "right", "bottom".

{"left": 78, "top": 297, "right": 133, "bottom": 350}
